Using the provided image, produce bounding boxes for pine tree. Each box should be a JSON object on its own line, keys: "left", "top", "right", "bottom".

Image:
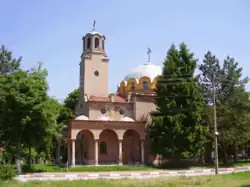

{"left": 150, "top": 43, "right": 208, "bottom": 160}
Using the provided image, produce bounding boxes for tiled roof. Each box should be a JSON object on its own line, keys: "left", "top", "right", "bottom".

{"left": 89, "top": 95, "right": 126, "bottom": 103}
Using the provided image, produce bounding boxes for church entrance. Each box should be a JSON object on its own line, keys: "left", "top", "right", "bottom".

{"left": 75, "top": 130, "right": 95, "bottom": 165}
{"left": 122, "top": 130, "right": 141, "bottom": 165}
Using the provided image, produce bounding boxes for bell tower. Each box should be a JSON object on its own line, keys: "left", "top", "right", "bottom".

{"left": 80, "top": 21, "right": 109, "bottom": 96}
{"left": 77, "top": 21, "right": 109, "bottom": 116}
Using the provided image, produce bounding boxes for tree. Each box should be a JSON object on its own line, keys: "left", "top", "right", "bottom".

{"left": 64, "top": 88, "right": 79, "bottom": 111}
{"left": 0, "top": 45, "right": 21, "bottom": 75}
{"left": 150, "top": 43, "right": 208, "bottom": 161}
{"left": 199, "top": 52, "right": 250, "bottom": 164}
{"left": 216, "top": 56, "right": 250, "bottom": 163}
{"left": 23, "top": 97, "right": 62, "bottom": 167}
{"left": 57, "top": 88, "right": 79, "bottom": 125}
{"left": 0, "top": 63, "right": 54, "bottom": 174}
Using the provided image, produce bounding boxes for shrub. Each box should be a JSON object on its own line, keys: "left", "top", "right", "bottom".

{"left": 0, "top": 164, "right": 17, "bottom": 180}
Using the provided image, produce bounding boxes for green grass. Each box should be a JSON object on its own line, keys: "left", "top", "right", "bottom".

{"left": 1, "top": 171, "right": 250, "bottom": 187}
{"left": 22, "top": 164, "right": 156, "bottom": 173}
{"left": 21, "top": 159, "right": 250, "bottom": 173}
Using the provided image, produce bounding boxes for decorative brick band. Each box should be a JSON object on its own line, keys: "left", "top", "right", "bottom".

{"left": 16, "top": 166, "right": 250, "bottom": 182}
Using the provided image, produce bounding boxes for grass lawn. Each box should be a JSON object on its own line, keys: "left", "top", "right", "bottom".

{"left": 1, "top": 171, "right": 250, "bottom": 187}
{"left": 22, "top": 164, "right": 156, "bottom": 173}
{"left": 21, "top": 159, "right": 250, "bottom": 173}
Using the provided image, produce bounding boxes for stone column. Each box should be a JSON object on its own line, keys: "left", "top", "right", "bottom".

{"left": 71, "top": 140, "right": 76, "bottom": 166}
{"left": 141, "top": 140, "right": 145, "bottom": 165}
{"left": 95, "top": 139, "right": 99, "bottom": 165}
{"left": 118, "top": 139, "right": 123, "bottom": 165}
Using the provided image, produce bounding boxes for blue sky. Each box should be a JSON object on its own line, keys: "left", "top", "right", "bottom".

{"left": 1, "top": 0, "right": 249, "bottom": 101}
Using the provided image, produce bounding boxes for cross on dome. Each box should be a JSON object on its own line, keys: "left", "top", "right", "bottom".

{"left": 147, "top": 47, "right": 152, "bottom": 63}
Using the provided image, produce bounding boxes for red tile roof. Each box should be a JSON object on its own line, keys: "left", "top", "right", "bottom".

{"left": 89, "top": 95, "right": 126, "bottom": 103}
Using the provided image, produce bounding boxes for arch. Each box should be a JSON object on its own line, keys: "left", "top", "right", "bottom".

{"left": 122, "top": 129, "right": 141, "bottom": 164}
{"left": 87, "top": 37, "right": 91, "bottom": 49}
{"left": 138, "top": 76, "right": 151, "bottom": 89}
{"left": 152, "top": 77, "right": 159, "bottom": 89}
{"left": 126, "top": 78, "right": 138, "bottom": 92}
{"left": 118, "top": 81, "right": 126, "bottom": 93}
{"left": 95, "top": 38, "right": 99, "bottom": 48}
{"left": 75, "top": 130, "right": 95, "bottom": 165}
{"left": 99, "top": 129, "right": 119, "bottom": 164}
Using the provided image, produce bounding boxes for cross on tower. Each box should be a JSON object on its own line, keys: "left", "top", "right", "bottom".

{"left": 147, "top": 47, "right": 152, "bottom": 62}
{"left": 93, "top": 20, "right": 96, "bottom": 31}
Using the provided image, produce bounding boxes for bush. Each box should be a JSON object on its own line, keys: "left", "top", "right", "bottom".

{"left": 0, "top": 164, "right": 17, "bottom": 180}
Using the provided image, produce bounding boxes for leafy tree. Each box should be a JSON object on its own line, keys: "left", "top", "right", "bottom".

{"left": 64, "top": 88, "right": 79, "bottom": 111}
{"left": 0, "top": 45, "right": 21, "bottom": 75}
{"left": 23, "top": 97, "right": 62, "bottom": 167}
{"left": 0, "top": 63, "right": 53, "bottom": 174}
{"left": 150, "top": 43, "right": 208, "bottom": 161}
{"left": 57, "top": 88, "right": 79, "bottom": 125}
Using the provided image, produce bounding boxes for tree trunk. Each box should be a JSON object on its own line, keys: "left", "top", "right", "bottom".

{"left": 28, "top": 144, "right": 32, "bottom": 168}
{"left": 15, "top": 141, "right": 22, "bottom": 175}
{"left": 233, "top": 141, "right": 237, "bottom": 163}
{"left": 204, "top": 142, "right": 213, "bottom": 164}
{"left": 222, "top": 143, "right": 228, "bottom": 165}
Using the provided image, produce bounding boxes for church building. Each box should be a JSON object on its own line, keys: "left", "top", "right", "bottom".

{"left": 67, "top": 24, "right": 163, "bottom": 166}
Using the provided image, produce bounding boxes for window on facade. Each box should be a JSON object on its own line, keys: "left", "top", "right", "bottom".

{"left": 143, "top": 81, "right": 149, "bottom": 89}
{"left": 95, "top": 38, "right": 99, "bottom": 48}
{"left": 87, "top": 38, "right": 91, "bottom": 49}
{"left": 100, "top": 108, "right": 106, "bottom": 114}
{"left": 100, "top": 141, "right": 107, "bottom": 154}
{"left": 119, "top": 109, "right": 124, "bottom": 115}
{"left": 131, "top": 82, "right": 135, "bottom": 91}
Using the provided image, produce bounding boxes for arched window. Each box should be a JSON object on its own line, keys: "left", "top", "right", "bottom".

{"left": 87, "top": 38, "right": 91, "bottom": 49}
{"left": 95, "top": 38, "right": 99, "bottom": 48}
{"left": 143, "top": 81, "right": 149, "bottom": 89}
{"left": 100, "top": 141, "right": 107, "bottom": 154}
{"left": 131, "top": 82, "right": 135, "bottom": 91}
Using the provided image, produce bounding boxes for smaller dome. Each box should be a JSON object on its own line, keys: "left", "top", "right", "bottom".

{"left": 86, "top": 30, "right": 104, "bottom": 37}
{"left": 124, "top": 63, "right": 162, "bottom": 81}
{"left": 98, "top": 115, "right": 112, "bottom": 121}
{"left": 75, "top": 115, "right": 89, "bottom": 120}
{"left": 120, "top": 116, "right": 135, "bottom": 122}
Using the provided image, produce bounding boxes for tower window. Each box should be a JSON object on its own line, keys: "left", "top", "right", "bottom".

{"left": 87, "top": 38, "right": 91, "bottom": 49}
{"left": 143, "top": 81, "right": 149, "bottom": 89}
{"left": 100, "top": 141, "right": 107, "bottom": 154}
{"left": 95, "top": 38, "right": 99, "bottom": 48}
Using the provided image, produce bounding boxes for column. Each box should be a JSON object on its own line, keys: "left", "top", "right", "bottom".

{"left": 118, "top": 139, "right": 123, "bottom": 165}
{"left": 71, "top": 140, "right": 75, "bottom": 166}
{"left": 141, "top": 140, "right": 145, "bottom": 165}
{"left": 95, "top": 139, "right": 99, "bottom": 165}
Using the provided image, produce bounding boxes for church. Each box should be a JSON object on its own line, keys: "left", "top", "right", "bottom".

{"left": 67, "top": 24, "right": 163, "bottom": 166}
